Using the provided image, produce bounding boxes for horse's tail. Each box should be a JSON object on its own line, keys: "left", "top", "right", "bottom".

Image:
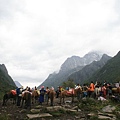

{"left": 25, "top": 92, "right": 29, "bottom": 100}
{"left": 26, "top": 92, "right": 32, "bottom": 108}
{"left": 28, "top": 92, "right": 32, "bottom": 102}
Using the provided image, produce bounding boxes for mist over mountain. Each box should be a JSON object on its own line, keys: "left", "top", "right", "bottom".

{"left": 59, "top": 51, "right": 102, "bottom": 73}
{"left": 38, "top": 51, "right": 106, "bottom": 89}
{"left": 67, "top": 54, "right": 112, "bottom": 84}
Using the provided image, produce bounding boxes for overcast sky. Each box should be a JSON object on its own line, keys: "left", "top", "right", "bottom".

{"left": 0, "top": 0, "right": 120, "bottom": 88}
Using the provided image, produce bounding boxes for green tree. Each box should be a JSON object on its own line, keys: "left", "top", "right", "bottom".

{"left": 62, "top": 79, "right": 75, "bottom": 89}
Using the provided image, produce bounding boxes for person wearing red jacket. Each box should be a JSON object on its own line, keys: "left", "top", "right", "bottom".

{"left": 88, "top": 81, "right": 95, "bottom": 98}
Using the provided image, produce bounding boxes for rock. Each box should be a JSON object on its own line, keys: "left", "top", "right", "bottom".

{"left": 30, "top": 109, "right": 40, "bottom": 114}
{"left": 77, "top": 108, "right": 81, "bottom": 112}
{"left": 27, "top": 113, "right": 52, "bottom": 119}
{"left": 98, "top": 111, "right": 116, "bottom": 120}
{"left": 19, "top": 109, "right": 27, "bottom": 113}
{"left": 98, "top": 112, "right": 115, "bottom": 117}
{"left": 46, "top": 106, "right": 63, "bottom": 111}
{"left": 66, "top": 109, "right": 77, "bottom": 112}
{"left": 61, "top": 104, "right": 71, "bottom": 108}
{"left": 35, "top": 105, "right": 42, "bottom": 109}
{"left": 7, "top": 114, "right": 12, "bottom": 117}
{"left": 87, "top": 113, "right": 96, "bottom": 117}
{"left": 102, "top": 105, "right": 116, "bottom": 113}
{"left": 98, "top": 115, "right": 113, "bottom": 119}
{"left": 72, "top": 106, "right": 78, "bottom": 110}
{"left": 75, "top": 116, "right": 80, "bottom": 119}
{"left": 1, "top": 110, "right": 7, "bottom": 112}
{"left": 107, "top": 113, "right": 116, "bottom": 118}
{"left": 65, "top": 100, "right": 71, "bottom": 103}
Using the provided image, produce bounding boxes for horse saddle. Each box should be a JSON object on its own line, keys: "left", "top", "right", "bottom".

{"left": 11, "top": 90, "right": 17, "bottom": 95}
{"left": 66, "top": 89, "right": 74, "bottom": 94}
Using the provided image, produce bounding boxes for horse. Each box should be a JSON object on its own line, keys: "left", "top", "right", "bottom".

{"left": 2, "top": 90, "right": 17, "bottom": 106}
{"left": 112, "top": 87, "right": 120, "bottom": 95}
{"left": 94, "top": 87, "right": 101, "bottom": 98}
{"left": 21, "top": 91, "right": 32, "bottom": 109}
{"left": 47, "top": 89, "right": 56, "bottom": 106}
{"left": 59, "top": 88, "right": 82, "bottom": 104}
{"left": 31, "top": 89, "right": 40, "bottom": 104}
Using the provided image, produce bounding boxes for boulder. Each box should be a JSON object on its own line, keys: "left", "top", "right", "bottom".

{"left": 27, "top": 113, "right": 52, "bottom": 119}
{"left": 46, "top": 106, "right": 63, "bottom": 111}
{"left": 98, "top": 115, "right": 112, "bottom": 119}
{"left": 30, "top": 109, "right": 40, "bottom": 114}
{"left": 102, "top": 105, "right": 116, "bottom": 113}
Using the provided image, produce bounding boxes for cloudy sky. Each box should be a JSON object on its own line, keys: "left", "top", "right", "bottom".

{"left": 0, "top": 0, "right": 120, "bottom": 88}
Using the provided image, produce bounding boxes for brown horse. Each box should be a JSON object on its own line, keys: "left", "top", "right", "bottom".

{"left": 21, "top": 91, "right": 32, "bottom": 109}
{"left": 112, "top": 87, "right": 120, "bottom": 95}
{"left": 48, "top": 89, "right": 56, "bottom": 106}
{"left": 59, "top": 88, "right": 82, "bottom": 104}
{"left": 2, "top": 90, "right": 17, "bottom": 106}
{"left": 31, "top": 90, "right": 40, "bottom": 104}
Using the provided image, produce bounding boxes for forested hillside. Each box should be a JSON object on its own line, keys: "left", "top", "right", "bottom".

{"left": 88, "top": 51, "right": 120, "bottom": 83}
{"left": 68, "top": 54, "right": 112, "bottom": 84}
{"left": 38, "top": 52, "right": 111, "bottom": 89}
{"left": 0, "top": 64, "right": 16, "bottom": 99}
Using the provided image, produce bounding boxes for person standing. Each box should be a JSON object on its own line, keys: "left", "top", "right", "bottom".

{"left": 75, "top": 83, "right": 82, "bottom": 100}
{"left": 45, "top": 87, "right": 50, "bottom": 104}
{"left": 16, "top": 86, "right": 23, "bottom": 106}
{"left": 89, "top": 81, "right": 95, "bottom": 98}
{"left": 82, "top": 84, "right": 88, "bottom": 98}
{"left": 101, "top": 84, "right": 107, "bottom": 99}
{"left": 56, "top": 87, "right": 60, "bottom": 98}
{"left": 39, "top": 86, "right": 46, "bottom": 105}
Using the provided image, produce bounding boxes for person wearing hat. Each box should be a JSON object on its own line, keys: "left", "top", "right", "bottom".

{"left": 56, "top": 86, "right": 60, "bottom": 98}
{"left": 39, "top": 86, "right": 46, "bottom": 105}
{"left": 16, "top": 86, "right": 24, "bottom": 106}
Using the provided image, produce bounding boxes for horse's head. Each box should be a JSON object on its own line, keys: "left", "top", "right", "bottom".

{"left": 74, "top": 88, "right": 82, "bottom": 94}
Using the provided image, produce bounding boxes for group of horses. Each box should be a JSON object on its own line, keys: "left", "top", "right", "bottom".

{"left": 2, "top": 88, "right": 57, "bottom": 108}
{"left": 2, "top": 86, "right": 120, "bottom": 108}
{"left": 2, "top": 90, "right": 34, "bottom": 108}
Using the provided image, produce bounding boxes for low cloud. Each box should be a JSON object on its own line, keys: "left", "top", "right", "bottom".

{"left": 0, "top": 0, "right": 120, "bottom": 87}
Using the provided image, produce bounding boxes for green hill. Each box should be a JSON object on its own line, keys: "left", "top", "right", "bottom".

{"left": 88, "top": 51, "right": 120, "bottom": 83}
{"left": 0, "top": 64, "right": 16, "bottom": 99}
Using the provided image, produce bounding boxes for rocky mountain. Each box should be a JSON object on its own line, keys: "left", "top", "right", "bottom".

{"left": 59, "top": 52, "right": 102, "bottom": 73}
{"left": 38, "top": 52, "right": 106, "bottom": 89}
{"left": 0, "top": 64, "right": 16, "bottom": 99}
{"left": 67, "top": 54, "right": 112, "bottom": 84}
{"left": 88, "top": 51, "right": 120, "bottom": 83}
{"left": 14, "top": 81, "right": 22, "bottom": 88}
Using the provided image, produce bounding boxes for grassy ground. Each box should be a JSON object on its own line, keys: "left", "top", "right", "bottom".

{"left": 0, "top": 96, "right": 120, "bottom": 120}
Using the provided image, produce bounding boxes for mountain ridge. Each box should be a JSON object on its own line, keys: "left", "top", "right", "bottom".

{"left": 38, "top": 52, "right": 106, "bottom": 89}
{"left": 87, "top": 51, "right": 120, "bottom": 83}
{"left": 0, "top": 64, "right": 16, "bottom": 99}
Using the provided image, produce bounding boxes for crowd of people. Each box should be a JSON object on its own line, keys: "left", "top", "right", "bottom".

{"left": 15, "top": 85, "right": 54, "bottom": 107}
{"left": 13, "top": 80, "right": 120, "bottom": 108}
{"left": 56, "top": 80, "right": 120, "bottom": 101}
